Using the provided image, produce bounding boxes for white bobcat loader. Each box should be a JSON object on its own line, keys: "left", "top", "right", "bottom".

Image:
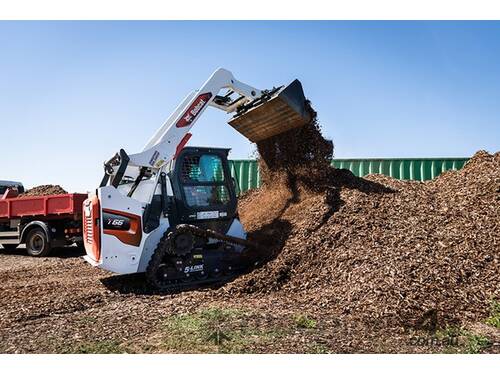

{"left": 83, "top": 68, "right": 311, "bottom": 291}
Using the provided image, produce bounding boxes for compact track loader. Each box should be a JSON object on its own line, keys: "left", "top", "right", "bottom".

{"left": 83, "top": 68, "right": 310, "bottom": 291}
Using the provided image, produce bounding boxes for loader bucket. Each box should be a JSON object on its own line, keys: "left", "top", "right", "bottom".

{"left": 228, "top": 79, "right": 311, "bottom": 143}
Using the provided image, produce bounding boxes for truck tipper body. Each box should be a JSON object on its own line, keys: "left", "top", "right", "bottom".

{"left": 0, "top": 192, "right": 87, "bottom": 256}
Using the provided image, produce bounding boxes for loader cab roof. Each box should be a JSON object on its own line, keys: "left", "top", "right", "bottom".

{"left": 0, "top": 180, "right": 24, "bottom": 195}
{"left": 0, "top": 180, "right": 23, "bottom": 186}
{"left": 182, "top": 146, "right": 231, "bottom": 155}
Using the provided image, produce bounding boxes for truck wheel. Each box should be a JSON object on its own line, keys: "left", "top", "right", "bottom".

{"left": 26, "top": 228, "right": 51, "bottom": 257}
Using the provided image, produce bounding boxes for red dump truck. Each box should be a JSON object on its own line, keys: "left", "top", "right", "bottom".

{"left": 0, "top": 191, "right": 87, "bottom": 256}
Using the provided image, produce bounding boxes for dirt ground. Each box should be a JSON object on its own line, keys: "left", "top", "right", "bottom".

{"left": 0, "top": 245, "right": 498, "bottom": 354}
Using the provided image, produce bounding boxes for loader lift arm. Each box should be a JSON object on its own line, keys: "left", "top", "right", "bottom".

{"left": 102, "top": 67, "right": 311, "bottom": 189}
{"left": 102, "top": 68, "right": 265, "bottom": 185}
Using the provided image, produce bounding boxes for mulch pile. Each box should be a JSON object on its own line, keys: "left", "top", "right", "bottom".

{"left": 20, "top": 185, "right": 68, "bottom": 197}
{"left": 224, "top": 103, "right": 499, "bottom": 332}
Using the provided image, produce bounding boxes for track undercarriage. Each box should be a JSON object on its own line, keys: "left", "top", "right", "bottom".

{"left": 145, "top": 224, "right": 259, "bottom": 292}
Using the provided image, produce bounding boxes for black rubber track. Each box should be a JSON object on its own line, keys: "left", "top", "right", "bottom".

{"left": 145, "top": 229, "right": 245, "bottom": 293}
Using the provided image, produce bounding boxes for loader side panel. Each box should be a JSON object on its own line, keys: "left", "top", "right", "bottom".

{"left": 94, "top": 186, "right": 147, "bottom": 274}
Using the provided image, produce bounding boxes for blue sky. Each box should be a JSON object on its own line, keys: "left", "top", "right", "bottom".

{"left": 1, "top": 21, "right": 499, "bottom": 192}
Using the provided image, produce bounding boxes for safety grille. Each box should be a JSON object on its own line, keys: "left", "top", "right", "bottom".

{"left": 84, "top": 216, "right": 93, "bottom": 244}
{"left": 83, "top": 195, "right": 100, "bottom": 261}
{"left": 181, "top": 154, "right": 225, "bottom": 183}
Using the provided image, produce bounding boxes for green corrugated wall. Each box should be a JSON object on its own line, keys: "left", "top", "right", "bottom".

{"left": 229, "top": 158, "right": 469, "bottom": 195}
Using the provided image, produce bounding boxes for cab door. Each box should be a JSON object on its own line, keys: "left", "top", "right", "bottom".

{"left": 169, "top": 147, "right": 237, "bottom": 233}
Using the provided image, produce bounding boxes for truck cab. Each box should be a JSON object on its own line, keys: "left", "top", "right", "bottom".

{"left": 0, "top": 180, "right": 24, "bottom": 197}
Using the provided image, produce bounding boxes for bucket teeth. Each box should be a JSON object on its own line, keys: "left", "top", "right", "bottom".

{"left": 228, "top": 79, "right": 311, "bottom": 143}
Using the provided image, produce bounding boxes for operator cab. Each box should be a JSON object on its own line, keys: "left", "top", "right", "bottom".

{"left": 169, "top": 147, "right": 238, "bottom": 233}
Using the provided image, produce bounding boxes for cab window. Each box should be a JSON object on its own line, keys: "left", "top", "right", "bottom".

{"left": 183, "top": 185, "right": 230, "bottom": 207}
{"left": 181, "top": 154, "right": 225, "bottom": 183}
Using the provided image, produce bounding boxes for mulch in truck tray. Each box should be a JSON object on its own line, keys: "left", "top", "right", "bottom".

{"left": 19, "top": 185, "right": 68, "bottom": 197}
